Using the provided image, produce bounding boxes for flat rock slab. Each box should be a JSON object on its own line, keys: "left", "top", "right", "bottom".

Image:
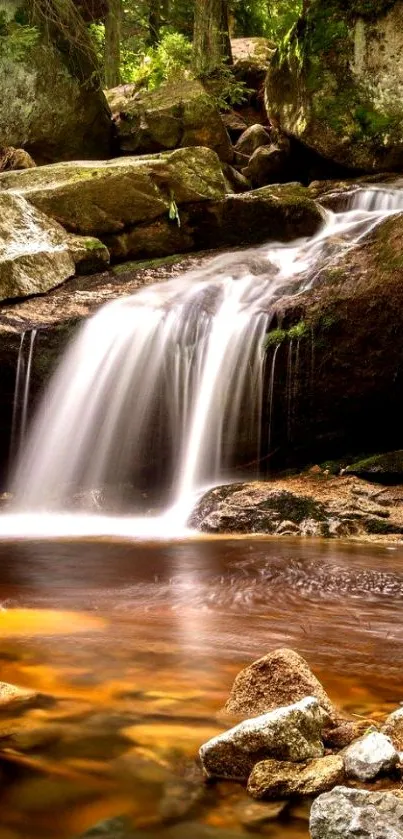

{"left": 0, "top": 147, "right": 226, "bottom": 237}
{"left": 310, "top": 786, "right": 403, "bottom": 839}
{"left": 248, "top": 754, "right": 344, "bottom": 799}
{"left": 200, "top": 696, "right": 328, "bottom": 780}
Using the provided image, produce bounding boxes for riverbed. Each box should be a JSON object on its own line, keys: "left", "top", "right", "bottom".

{"left": 0, "top": 536, "right": 401, "bottom": 838}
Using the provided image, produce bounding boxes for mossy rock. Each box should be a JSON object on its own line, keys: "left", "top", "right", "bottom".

{"left": 265, "top": 0, "right": 403, "bottom": 171}
{"left": 346, "top": 451, "right": 403, "bottom": 484}
{"left": 0, "top": 7, "right": 112, "bottom": 163}
{"left": 0, "top": 147, "right": 227, "bottom": 237}
{"left": 106, "top": 78, "right": 232, "bottom": 162}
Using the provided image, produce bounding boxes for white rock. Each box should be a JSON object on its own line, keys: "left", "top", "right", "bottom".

{"left": 310, "top": 786, "right": 403, "bottom": 839}
{"left": 343, "top": 730, "right": 399, "bottom": 781}
{"left": 199, "top": 696, "right": 328, "bottom": 780}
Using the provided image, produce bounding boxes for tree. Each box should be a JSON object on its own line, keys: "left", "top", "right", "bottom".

{"left": 193, "top": 0, "right": 232, "bottom": 77}
{"left": 105, "top": 0, "right": 122, "bottom": 87}
{"left": 147, "top": 0, "right": 161, "bottom": 45}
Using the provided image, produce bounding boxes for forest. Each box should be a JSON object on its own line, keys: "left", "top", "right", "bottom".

{"left": 1, "top": 1, "right": 403, "bottom": 838}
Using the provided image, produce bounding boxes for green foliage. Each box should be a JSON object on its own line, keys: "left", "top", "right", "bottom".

{"left": 265, "top": 328, "right": 287, "bottom": 347}
{"left": 288, "top": 320, "right": 308, "bottom": 340}
{"left": 128, "top": 31, "right": 192, "bottom": 87}
{"left": 0, "top": 14, "right": 39, "bottom": 61}
{"left": 232, "top": 0, "right": 302, "bottom": 41}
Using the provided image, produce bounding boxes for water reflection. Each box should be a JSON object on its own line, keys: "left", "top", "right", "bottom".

{"left": 0, "top": 537, "right": 401, "bottom": 838}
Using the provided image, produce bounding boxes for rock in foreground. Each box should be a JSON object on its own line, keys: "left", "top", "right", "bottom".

{"left": 248, "top": 755, "right": 344, "bottom": 799}
{"left": 343, "top": 730, "right": 399, "bottom": 781}
{"left": 200, "top": 697, "right": 328, "bottom": 780}
{"left": 0, "top": 192, "right": 107, "bottom": 302}
{"left": 310, "top": 786, "right": 403, "bottom": 839}
{"left": 223, "top": 647, "right": 335, "bottom": 720}
{"left": 382, "top": 707, "right": 403, "bottom": 751}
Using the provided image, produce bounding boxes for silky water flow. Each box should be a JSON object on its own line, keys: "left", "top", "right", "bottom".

{"left": 3, "top": 186, "right": 403, "bottom": 538}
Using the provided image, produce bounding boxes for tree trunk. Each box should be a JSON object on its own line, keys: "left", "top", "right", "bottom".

{"left": 193, "top": 0, "right": 232, "bottom": 77}
{"left": 148, "top": 0, "right": 161, "bottom": 45}
{"left": 105, "top": 0, "right": 122, "bottom": 88}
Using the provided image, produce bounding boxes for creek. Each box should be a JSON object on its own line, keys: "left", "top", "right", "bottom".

{"left": 0, "top": 536, "right": 401, "bottom": 838}
{"left": 0, "top": 185, "right": 403, "bottom": 837}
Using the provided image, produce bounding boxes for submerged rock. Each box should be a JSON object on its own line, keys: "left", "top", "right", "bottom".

{"left": 343, "top": 730, "right": 399, "bottom": 780}
{"left": 309, "top": 786, "right": 403, "bottom": 839}
{"left": 199, "top": 697, "right": 328, "bottom": 780}
{"left": 235, "top": 799, "right": 287, "bottom": 827}
{"left": 248, "top": 754, "right": 344, "bottom": 799}
{"left": 78, "top": 817, "right": 135, "bottom": 838}
{"left": 266, "top": 0, "right": 403, "bottom": 172}
{"left": 223, "top": 647, "right": 335, "bottom": 720}
{"left": 106, "top": 79, "right": 232, "bottom": 162}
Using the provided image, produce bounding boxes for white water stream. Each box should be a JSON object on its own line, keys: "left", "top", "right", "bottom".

{"left": 2, "top": 185, "right": 403, "bottom": 538}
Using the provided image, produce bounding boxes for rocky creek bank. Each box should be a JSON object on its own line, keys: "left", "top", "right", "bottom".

{"left": 197, "top": 648, "right": 403, "bottom": 839}
{"left": 189, "top": 468, "right": 403, "bottom": 540}
{"left": 1, "top": 646, "right": 403, "bottom": 838}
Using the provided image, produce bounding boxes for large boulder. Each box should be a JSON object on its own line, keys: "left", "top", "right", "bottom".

{"left": 0, "top": 162, "right": 322, "bottom": 261}
{"left": 199, "top": 697, "right": 329, "bottom": 780}
{"left": 223, "top": 648, "right": 335, "bottom": 720}
{"left": 106, "top": 79, "right": 232, "bottom": 162}
{"left": 189, "top": 479, "right": 403, "bottom": 537}
{"left": 262, "top": 209, "right": 403, "bottom": 469}
{"left": 346, "top": 450, "right": 403, "bottom": 483}
{"left": 0, "top": 147, "right": 227, "bottom": 236}
{"left": 0, "top": 192, "right": 108, "bottom": 302}
{"left": 310, "top": 786, "right": 403, "bottom": 839}
{"left": 0, "top": 6, "right": 112, "bottom": 163}
{"left": 266, "top": 0, "right": 403, "bottom": 171}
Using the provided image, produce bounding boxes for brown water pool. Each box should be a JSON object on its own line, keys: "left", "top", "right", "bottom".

{"left": 0, "top": 536, "right": 401, "bottom": 839}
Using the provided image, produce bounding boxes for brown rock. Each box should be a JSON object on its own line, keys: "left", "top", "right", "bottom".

{"left": 242, "top": 144, "right": 290, "bottom": 187}
{"left": 222, "top": 111, "right": 248, "bottom": 141}
{"left": 234, "top": 124, "right": 271, "bottom": 167}
{"left": 235, "top": 799, "right": 287, "bottom": 827}
{"left": 223, "top": 648, "right": 336, "bottom": 720}
{"left": 323, "top": 719, "right": 369, "bottom": 750}
{"left": 0, "top": 147, "right": 36, "bottom": 172}
{"left": 247, "top": 754, "right": 344, "bottom": 800}
{"left": 382, "top": 707, "right": 403, "bottom": 751}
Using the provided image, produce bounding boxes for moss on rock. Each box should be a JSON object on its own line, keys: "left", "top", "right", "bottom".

{"left": 266, "top": 0, "right": 403, "bottom": 171}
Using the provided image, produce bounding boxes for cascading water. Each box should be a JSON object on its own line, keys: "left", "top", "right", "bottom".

{"left": 4, "top": 185, "right": 403, "bottom": 537}
{"left": 9, "top": 329, "right": 37, "bottom": 467}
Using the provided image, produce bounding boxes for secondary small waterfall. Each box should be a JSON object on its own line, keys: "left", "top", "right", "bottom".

{"left": 9, "top": 329, "right": 37, "bottom": 466}
{"left": 9, "top": 186, "right": 403, "bottom": 525}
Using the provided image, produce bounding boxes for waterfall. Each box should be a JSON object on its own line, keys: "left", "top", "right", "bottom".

{"left": 8, "top": 186, "right": 403, "bottom": 528}
{"left": 9, "top": 329, "right": 37, "bottom": 467}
